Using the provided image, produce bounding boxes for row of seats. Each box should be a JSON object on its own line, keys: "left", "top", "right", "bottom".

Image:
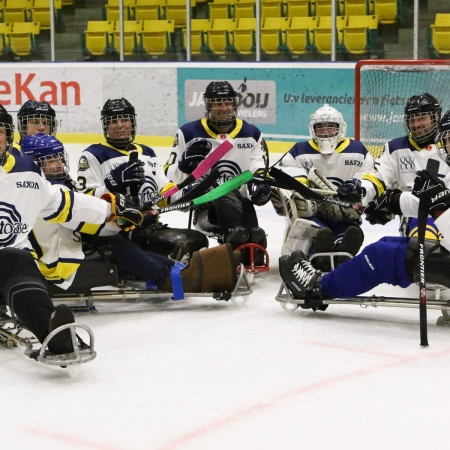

{"left": 183, "top": 15, "right": 378, "bottom": 56}
{"left": 82, "top": 19, "right": 176, "bottom": 58}
{"left": 0, "top": 21, "right": 41, "bottom": 58}
{"left": 0, "top": 0, "right": 63, "bottom": 31}
{"left": 104, "top": 0, "right": 195, "bottom": 28}
{"left": 206, "top": 0, "right": 399, "bottom": 24}
{"left": 427, "top": 13, "right": 450, "bottom": 59}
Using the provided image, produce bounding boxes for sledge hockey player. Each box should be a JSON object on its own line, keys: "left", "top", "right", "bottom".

{"left": 164, "top": 81, "right": 270, "bottom": 266}
{"left": 16, "top": 100, "right": 57, "bottom": 142}
{"left": 275, "top": 104, "right": 375, "bottom": 271}
{"left": 23, "top": 133, "right": 241, "bottom": 299}
{"left": 362, "top": 93, "right": 450, "bottom": 239}
{"left": 76, "top": 98, "right": 208, "bottom": 259}
{"left": 0, "top": 106, "right": 143, "bottom": 356}
{"left": 278, "top": 111, "right": 450, "bottom": 311}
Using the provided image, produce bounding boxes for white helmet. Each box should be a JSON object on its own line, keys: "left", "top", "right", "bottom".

{"left": 309, "top": 104, "right": 347, "bottom": 155}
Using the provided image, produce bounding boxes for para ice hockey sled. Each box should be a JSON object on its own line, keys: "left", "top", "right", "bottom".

{"left": 50, "top": 262, "right": 253, "bottom": 314}
{"left": 275, "top": 253, "right": 450, "bottom": 327}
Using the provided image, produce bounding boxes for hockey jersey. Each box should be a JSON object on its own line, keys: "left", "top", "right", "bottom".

{"left": 29, "top": 178, "right": 108, "bottom": 290}
{"left": 279, "top": 138, "right": 375, "bottom": 187}
{"left": 361, "top": 136, "right": 450, "bottom": 205}
{"left": 77, "top": 142, "right": 174, "bottom": 204}
{"left": 165, "top": 118, "right": 266, "bottom": 198}
{"left": 0, "top": 149, "right": 109, "bottom": 255}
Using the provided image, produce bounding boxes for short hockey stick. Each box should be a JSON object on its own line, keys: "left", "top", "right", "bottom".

{"left": 128, "top": 150, "right": 141, "bottom": 197}
{"left": 269, "top": 167, "right": 365, "bottom": 212}
{"left": 152, "top": 140, "right": 233, "bottom": 205}
{"left": 144, "top": 170, "right": 253, "bottom": 215}
{"left": 417, "top": 158, "right": 439, "bottom": 347}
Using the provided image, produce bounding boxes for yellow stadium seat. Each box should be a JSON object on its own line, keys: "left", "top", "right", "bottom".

{"left": 208, "top": 3, "right": 230, "bottom": 19}
{"left": 182, "top": 18, "right": 212, "bottom": 54}
{"left": 435, "top": 14, "right": 450, "bottom": 26}
{"left": 285, "top": 27, "right": 310, "bottom": 55}
{"left": 112, "top": 20, "right": 143, "bottom": 55}
{"left": 28, "top": 0, "right": 53, "bottom": 30}
{"left": 339, "top": 0, "right": 368, "bottom": 16}
{"left": 309, "top": 27, "right": 333, "bottom": 54}
{"left": 3, "top": 0, "right": 29, "bottom": 23}
{"left": 132, "top": 0, "right": 164, "bottom": 21}
{"left": 105, "top": 0, "right": 134, "bottom": 21}
{"left": 231, "top": 18, "right": 256, "bottom": 54}
{"left": 430, "top": 25, "right": 450, "bottom": 57}
{"left": 285, "top": 0, "right": 310, "bottom": 17}
{"left": 233, "top": 2, "right": 255, "bottom": 19}
{"left": 309, "top": 0, "right": 332, "bottom": 17}
{"left": 6, "top": 21, "right": 40, "bottom": 57}
{"left": 162, "top": 1, "right": 189, "bottom": 29}
{"left": 263, "top": 16, "right": 290, "bottom": 29}
{"left": 290, "top": 16, "right": 318, "bottom": 28}
{"left": 203, "top": 18, "right": 236, "bottom": 55}
{"left": 140, "top": 20, "right": 174, "bottom": 56}
{"left": 0, "top": 22, "right": 11, "bottom": 56}
{"left": 261, "top": 1, "right": 284, "bottom": 18}
{"left": 347, "top": 14, "right": 377, "bottom": 28}
{"left": 82, "top": 22, "right": 115, "bottom": 58}
{"left": 341, "top": 15, "right": 378, "bottom": 56}
{"left": 370, "top": 0, "right": 397, "bottom": 24}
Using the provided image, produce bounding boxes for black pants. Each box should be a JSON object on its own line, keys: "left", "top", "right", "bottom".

{"left": 0, "top": 248, "right": 54, "bottom": 343}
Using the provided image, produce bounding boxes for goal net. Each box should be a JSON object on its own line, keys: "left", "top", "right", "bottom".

{"left": 355, "top": 60, "right": 450, "bottom": 159}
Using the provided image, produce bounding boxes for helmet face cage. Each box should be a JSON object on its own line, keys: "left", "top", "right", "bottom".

{"left": 18, "top": 114, "right": 57, "bottom": 139}
{"left": 309, "top": 105, "right": 347, "bottom": 155}
{"left": 35, "top": 151, "right": 70, "bottom": 179}
{"left": 101, "top": 114, "right": 137, "bottom": 149}
{"left": 404, "top": 94, "right": 441, "bottom": 145}
{"left": 203, "top": 81, "right": 238, "bottom": 128}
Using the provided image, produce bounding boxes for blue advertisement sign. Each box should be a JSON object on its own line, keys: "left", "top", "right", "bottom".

{"left": 177, "top": 65, "right": 355, "bottom": 142}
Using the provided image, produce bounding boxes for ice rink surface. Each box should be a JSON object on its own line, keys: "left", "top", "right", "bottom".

{"left": 2, "top": 145, "right": 450, "bottom": 449}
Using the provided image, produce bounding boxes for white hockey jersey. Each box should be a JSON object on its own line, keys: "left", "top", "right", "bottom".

{"left": 165, "top": 118, "right": 266, "bottom": 199}
{"left": 0, "top": 150, "right": 110, "bottom": 256}
{"left": 361, "top": 136, "right": 450, "bottom": 206}
{"left": 29, "top": 178, "right": 108, "bottom": 289}
{"left": 279, "top": 138, "right": 375, "bottom": 187}
{"left": 77, "top": 142, "right": 173, "bottom": 204}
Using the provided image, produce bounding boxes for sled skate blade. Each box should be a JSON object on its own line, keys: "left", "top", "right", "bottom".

{"left": 29, "top": 323, "right": 96, "bottom": 373}
{"left": 275, "top": 282, "right": 300, "bottom": 313}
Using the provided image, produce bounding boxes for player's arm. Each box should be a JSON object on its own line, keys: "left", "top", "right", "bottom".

{"left": 76, "top": 151, "right": 108, "bottom": 197}
{"left": 164, "top": 131, "right": 190, "bottom": 185}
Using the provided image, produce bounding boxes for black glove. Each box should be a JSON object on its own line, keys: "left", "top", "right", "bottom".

{"left": 337, "top": 178, "right": 363, "bottom": 203}
{"left": 102, "top": 193, "right": 144, "bottom": 229}
{"left": 178, "top": 138, "right": 212, "bottom": 174}
{"left": 248, "top": 182, "right": 272, "bottom": 206}
{"left": 104, "top": 159, "right": 145, "bottom": 194}
{"left": 364, "top": 189, "right": 402, "bottom": 225}
{"left": 412, "top": 170, "right": 450, "bottom": 219}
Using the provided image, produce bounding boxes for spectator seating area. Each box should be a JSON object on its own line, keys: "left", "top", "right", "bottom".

{"left": 427, "top": 13, "right": 450, "bottom": 59}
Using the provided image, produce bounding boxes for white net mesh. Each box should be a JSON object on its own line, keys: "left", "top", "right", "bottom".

{"left": 356, "top": 61, "right": 450, "bottom": 159}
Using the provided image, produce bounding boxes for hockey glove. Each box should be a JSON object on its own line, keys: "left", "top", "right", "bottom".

{"left": 412, "top": 169, "right": 450, "bottom": 219}
{"left": 102, "top": 193, "right": 144, "bottom": 230}
{"left": 104, "top": 159, "right": 145, "bottom": 194}
{"left": 364, "top": 189, "right": 402, "bottom": 225}
{"left": 337, "top": 178, "right": 363, "bottom": 203}
{"left": 178, "top": 138, "right": 212, "bottom": 174}
{"left": 248, "top": 181, "right": 272, "bottom": 206}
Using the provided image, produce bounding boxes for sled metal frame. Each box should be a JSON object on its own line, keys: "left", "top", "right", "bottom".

{"left": 276, "top": 252, "right": 450, "bottom": 327}
{"left": 51, "top": 263, "right": 253, "bottom": 312}
{"left": 0, "top": 306, "right": 96, "bottom": 369}
{"left": 276, "top": 282, "right": 450, "bottom": 326}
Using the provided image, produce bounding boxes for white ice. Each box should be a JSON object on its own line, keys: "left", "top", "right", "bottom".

{"left": 2, "top": 145, "right": 450, "bottom": 450}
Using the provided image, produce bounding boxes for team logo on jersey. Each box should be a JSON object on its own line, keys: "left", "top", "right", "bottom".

{"left": 220, "top": 134, "right": 227, "bottom": 140}
{"left": 0, "top": 202, "right": 28, "bottom": 247}
{"left": 213, "top": 161, "right": 242, "bottom": 183}
{"left": 140, "top": 177, "right": 159, "bottom": 203}
{"left": 344, "top": 160, "right": 363, "bottom": 167}
{"left": 78, "top": 156, "right": 89, "bottom": 172}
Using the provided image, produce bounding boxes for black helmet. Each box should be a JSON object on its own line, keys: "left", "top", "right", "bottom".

{"left": 17, "top": 100, "right": 57, "bottom": 140}
{"left": 436, "top": 110, "right": 450, "bottom": 166}
{"left": 0, "top": 104, "right": 14, "bottom": 166}
{"left": 404, "top": 93, "right": 442, "bottom": 146}
{"left": 203, "top": 81, "right": 238, "bottom": 128}
{"left": 101, "top": 98, "right": 136, "bottom": 149}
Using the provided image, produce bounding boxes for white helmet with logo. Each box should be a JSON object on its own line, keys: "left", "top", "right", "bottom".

{"left": 309, "top": 104, "right": 347, "bottom": 155}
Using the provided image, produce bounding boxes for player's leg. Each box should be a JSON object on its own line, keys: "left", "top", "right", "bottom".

{"left": 0, "top": 248, "right": 74, "bottom": 354}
